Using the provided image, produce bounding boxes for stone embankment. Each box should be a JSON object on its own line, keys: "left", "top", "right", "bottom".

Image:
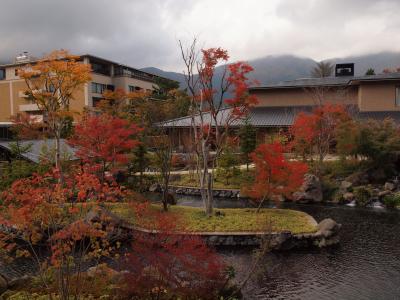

{"left": 150, "top": 183, "right": 242, "bottom": 198}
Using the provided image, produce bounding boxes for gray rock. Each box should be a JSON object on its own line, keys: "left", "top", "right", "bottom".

{"left": 149, "top": 183, "right": 161, "bottom": 193}
{"left": 384, "top": 182, "right": 396, "bottom": 191}
{"left": 314, "top": 218, "right": 341, "bottom": 239}
{"left": 343, "top": 192, "right": 355, "bottom": 202}
{"left": 345, "top": 171, "right": 369, "bottom": 185}
{"left": 340, "top": 181, "right": 353, "bottom": 191}
{"left": 293, "top": 174, "right": 323, "bottom": 203}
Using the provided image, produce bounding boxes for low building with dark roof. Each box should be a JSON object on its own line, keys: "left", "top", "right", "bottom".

{"left": 0, "top": 139, "right": 76, "bottom": 164}
{"left": 161, "top": 63, "right": 400, "bottom": 150}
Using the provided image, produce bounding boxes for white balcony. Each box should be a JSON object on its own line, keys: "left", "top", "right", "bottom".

{"left": 18, "top": 91, "right": 28, "bottom": 98}
{"left": 19, "top": 103, "right": 40, "bottom": 112}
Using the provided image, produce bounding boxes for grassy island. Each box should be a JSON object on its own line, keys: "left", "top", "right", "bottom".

{"left": 110, "top": 204, "right": 317, "bottom": 234}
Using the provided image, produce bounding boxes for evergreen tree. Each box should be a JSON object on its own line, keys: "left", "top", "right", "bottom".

{"left": 365, "top": 68, "right": 376, "bottom": 75}
{"left": 239, "top": 119, "right": 257, "bottom": 171}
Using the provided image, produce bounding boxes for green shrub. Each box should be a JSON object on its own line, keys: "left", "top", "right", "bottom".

{"left": 354, "top": 186, "right": 372, "bottom": 206}
{"left": 383, "top": 193, "right": 400, "bottom": 208}
{"left": 217, "top": 147, "right": 240, "bottom": 186}
{"left": 0, "top": 160, "right": 49, "bottom": 193}
{"left": 322, "top": 159, "right": 363, "bottom": 179}
{"left": 322, "top": 178, "right": 339, "bottom": 201}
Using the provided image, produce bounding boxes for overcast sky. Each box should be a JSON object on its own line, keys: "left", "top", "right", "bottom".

{"left": 1, "top": 0, "right": 400, "bottom": 72}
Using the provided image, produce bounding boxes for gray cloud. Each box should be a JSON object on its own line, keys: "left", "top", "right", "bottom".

{"left": 1, "top": 0, "right": 400, "bottom": 71}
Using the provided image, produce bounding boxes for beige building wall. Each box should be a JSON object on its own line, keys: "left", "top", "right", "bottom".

{"left": 88, "top": 73, "right": 113, "bottom": 106}
{"left": 0, "top": 82, "right": 12, "bottom": 122}
{"left": 358, "top": 81, "right": 400, "bottom": 111}
{"left": 112, "top": 76, "right": 154, "bottom": 91}
{"left": 69, "top": 86, "right": 87, "bottom": 121}
{"left": 253, "top": 86, "right": 358, "bottom": 107}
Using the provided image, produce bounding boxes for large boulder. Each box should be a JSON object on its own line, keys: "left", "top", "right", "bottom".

{"left": 340, "top": 180, "right": 353, "bottom": 191}
{"left": 345, "top": 171, "right": 370, "bottom": 185}
{"left": 384, "top": 182, "right": 396, "bottom": 191}
{"left": 293, "top": 174, "right": 323, "bottom": 203}
{"left": 313, "top": 218, "right": 341, "bottom": 247}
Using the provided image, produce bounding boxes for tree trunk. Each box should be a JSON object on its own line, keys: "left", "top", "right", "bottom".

{"left": 256, "top": 195, "right": 267, "bottom": 213}
{"left": 55, "top": 134, "right": 64, "bottom": 183}
{"left": 206, "top": 171, "right": 213, "bottom": 216}
{"left": 162, "top": 172, "right": 169, "bottom": 212}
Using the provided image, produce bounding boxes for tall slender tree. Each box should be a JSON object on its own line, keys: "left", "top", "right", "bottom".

{"left": 18, "top": 50, "right": 91, "bottom": 178}
{"left": 180, "top": 39, "right": 258, "bottom": 216}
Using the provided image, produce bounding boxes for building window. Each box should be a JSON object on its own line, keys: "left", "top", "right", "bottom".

{"left": 90, "top": 61, "right": 111, "bottom": 76}
{"left": 92, "top": 97, "right": 103, "bottom": 107}
{"left": 129, "top": 85, "right": 142, "bottom": 92}
{"left": 0, "top": 69, "right": 5, "bottom": 80}
{"left": 91, "top": 82, "right": 107, "bottom": 94}
{"left": 396, "top": 87, "right": 400, "bottom": 106}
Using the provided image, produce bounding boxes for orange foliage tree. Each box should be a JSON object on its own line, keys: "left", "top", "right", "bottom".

{"left": 67, "top": 113, "right": 141, "bottom": 181}
{"left": 180, "top": 40, "right": 258, "bottom": 216}
{"left": 0, "top": 167, "right": 123, "bottom": 299}
{"left": 244, "top": 142, "right": 308, "bottom": 212}
{"left": 290, "top": 104, "right": 351, "bottom": 164}
{"left": 18, "top": 50, "right": 91, "bottom": 176}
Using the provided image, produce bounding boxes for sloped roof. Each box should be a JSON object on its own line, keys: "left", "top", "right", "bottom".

{"left": 160, "top": 106, "right": 313, "bottom": 128}
{"left": 0, "top": 139, "right": 77, "bottom": 163}
{"left": 160, "top": 106, "right": 400, "bottom": 128}
{"left": 250, "top": 72, "right": 400, "bottom": 90}
{"left": 357, "top": 111, "right": 400, "bottom": 123}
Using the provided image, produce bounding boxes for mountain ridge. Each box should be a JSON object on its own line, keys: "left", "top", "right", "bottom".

{"left": 141, "top": 51, "right": 400, "bottom": 89}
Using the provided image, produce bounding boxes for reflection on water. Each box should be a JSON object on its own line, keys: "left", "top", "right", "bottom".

{"left": 151, "top": 193, "right": 400, "bottom": 300}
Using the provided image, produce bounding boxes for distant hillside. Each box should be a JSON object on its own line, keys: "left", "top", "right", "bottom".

{"left": 327, "top": 51, "right": 400, "bottom": 75}
{"left": 142, "top": 52, "right": 400, "bottom": 89}
{"left": 140, "top": 67, "right": 187, "bottom": 88}
{"left": 246, "top": 55, "right": 316, "bottom": 84}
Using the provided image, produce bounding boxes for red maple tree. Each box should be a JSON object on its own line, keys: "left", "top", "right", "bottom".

{"left": 244, "top": 142, "right": 308, "bottom": 212}
{"left": 118, "top": 203, "right": 227, "bottom": 299}
{"left": 68, "top": 113, "right": 141, "bottom": 180}
{"left": 290, "top": 104, "right": 350, "bottom": 163}
{"left": 180, "top": 41, "right": 258, "bottom": 216}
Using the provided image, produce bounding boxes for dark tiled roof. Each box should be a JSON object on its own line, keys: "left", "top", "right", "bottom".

{"left": 161, "top": 106, "right": 313, "bottom": 128}
{"left": 160, "top": 106, "right": 400, "bottom": 128}
{"left": 357, "top": 111, "right": 400, "bottom": 123}
{"left": 0, "top": 139, "right": 76, "bottom": 163}
{"left": 250, "top": 72, "right": 400, "bottom": 90}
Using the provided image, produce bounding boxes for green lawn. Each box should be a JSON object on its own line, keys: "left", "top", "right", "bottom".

{"left": 109, "top": 203, "right": 317, "bottom": 234}
{"left": 170, "top": 173, "right": 245, "bottom": 189}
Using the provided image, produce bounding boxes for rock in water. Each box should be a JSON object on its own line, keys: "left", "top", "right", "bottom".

{"left": 149, "top": 183, "right": 161, "bottom": 193}
{"left": 293, "top": 174, "right": 323, "bottom": 203}
{"left": 313, "top": 218, "right": 341, "bottom": 247}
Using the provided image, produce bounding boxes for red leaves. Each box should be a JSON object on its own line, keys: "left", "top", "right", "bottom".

{"left": 200, "top": 47, "right": 229, "bottom": 81}
{"left": 244, "top": 142, "right": 308, "bottom": 203}
{"left": 225, "top": 62, "right": 259, "bottom": 118}
{"left": 290, "top": 104, "right": 350, "bottom": 160}
{"left": 119, "top": 203, "right": 226, "bottom": 299}
{"left": 68, "top": 114, "right": 141, "bottom": 174}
